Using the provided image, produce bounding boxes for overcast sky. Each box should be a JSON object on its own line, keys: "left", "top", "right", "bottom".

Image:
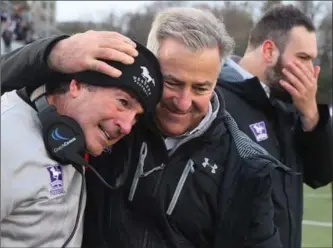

{"left": 56, "top": 1, "right": 154, "bottom": 22}
{"left": 55, "top": 1, "right": 232, "bottom": 22}
{"left": 55, "top": 1, "right": 330, "bottom": 23}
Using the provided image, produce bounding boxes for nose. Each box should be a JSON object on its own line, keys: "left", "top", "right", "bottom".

{"left": 173, "top": 88, "right": 192, "bottom": 113}
{"left": 307, "top": 60, "right": 315, "bottom": 71}
{"left": 116, "top": 111, "right": 137, "bottom": 135}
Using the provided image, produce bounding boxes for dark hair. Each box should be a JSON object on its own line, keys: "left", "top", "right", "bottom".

{"left": 248, "top": 4, "right": 316, "bottom": 51}
{"left": 45, "top": 81, "right": 71, "bottom": 95}
{"left": 45, "top": 80, "right": 97, "bottom": 95}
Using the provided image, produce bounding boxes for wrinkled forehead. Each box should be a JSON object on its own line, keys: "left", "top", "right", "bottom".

{"left": 102, "top": 87, "right": 142, "bottom": 107}
{"left": 284, "top": 26, "right": 317, "bottom": 59}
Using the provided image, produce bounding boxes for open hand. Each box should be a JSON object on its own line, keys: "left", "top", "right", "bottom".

{"left": 48, "top": 30, "right": 139, "bottom": 78}
{"left": 280, "top": 60, "right": 320, "bottom": 130}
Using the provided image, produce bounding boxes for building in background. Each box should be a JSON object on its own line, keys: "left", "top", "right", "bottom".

{"left": 27, "top": 1, "right": 59, "bottom": 37}
{"left": 0, "top": 0, "right": 11, "bottom": 14}
{"left": 1, "top": 0, "right": 60, "bottom": 54}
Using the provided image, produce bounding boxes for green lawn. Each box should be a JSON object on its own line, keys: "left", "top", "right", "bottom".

{"left": 302, "top": 184, "right": 332, "bottom": 248}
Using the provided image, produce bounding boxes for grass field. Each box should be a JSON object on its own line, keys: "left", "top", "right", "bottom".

{"left": 302, "top": 183, "right": 332, "bottom": 248}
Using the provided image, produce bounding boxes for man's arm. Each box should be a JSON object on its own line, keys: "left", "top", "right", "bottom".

{"left": 296, "top": 104, "right": 333, "bottom": 188}
{"left": 1, "top": 35, "right": 69, "bottom": 94}
{"left": 243, "top": 172, "right": 282, "bottom": 248}
{"left": 279, "top": 60, "right": 332, "bottom": 187}
{"left": 1, "top": 30, "right": 139, "bottom": 94}
{"left": 0, "top": 158, "right": 14, "bottom": 221}
{"left": 213, "top": 161, "right": 283, "bottom": 248}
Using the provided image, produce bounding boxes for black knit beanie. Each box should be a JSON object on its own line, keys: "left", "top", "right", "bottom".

{"left": 73, "top": 41, "right": 163, "bottom": 114}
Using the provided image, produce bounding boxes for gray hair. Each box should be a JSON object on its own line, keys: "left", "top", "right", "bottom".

{"left": 146, "top": 7, "right": 235, "bottom": 65}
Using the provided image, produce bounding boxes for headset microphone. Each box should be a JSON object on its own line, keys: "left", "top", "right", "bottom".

{"left": 65, "top": 153, "right": 117, "bottom": 190}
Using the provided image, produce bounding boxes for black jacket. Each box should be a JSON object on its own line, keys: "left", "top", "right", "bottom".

{"left": 1, "top": 36, "right": 289, "bottom": 247}
{"left": 217, "top": 77, "right": 333, "bottom": 248}
{"left": 83, "top": 89, "right": 290, "bottom": 248}
{"left": 1, "top": 35, "right": 70, "bottom": 95}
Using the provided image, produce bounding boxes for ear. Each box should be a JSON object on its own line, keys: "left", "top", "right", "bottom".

{"left": 261, "top": 40, "right": 280, "bottom": 66}
{"left": 68, "top": 79, "right": 81, "bottom": 98}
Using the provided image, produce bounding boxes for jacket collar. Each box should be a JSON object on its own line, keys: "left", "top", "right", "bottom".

{"left": 218, "top": 77, "right": 275, "bottom": 117}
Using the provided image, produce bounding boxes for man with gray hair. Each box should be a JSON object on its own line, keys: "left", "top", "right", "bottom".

{"left": 1, "top": 7, "right": 288, "bottom": 248}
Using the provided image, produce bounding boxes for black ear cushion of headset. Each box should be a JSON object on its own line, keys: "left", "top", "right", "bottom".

{"left": 39, "top": 110, "right": 86, "bottom": 165}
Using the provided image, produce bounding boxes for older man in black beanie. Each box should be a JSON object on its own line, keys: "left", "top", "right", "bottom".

{"left": 70, "top": 41, "right": 163, "bottom": 115}
{"left": 0, "top": 40, "right": 163, "bottom": 248}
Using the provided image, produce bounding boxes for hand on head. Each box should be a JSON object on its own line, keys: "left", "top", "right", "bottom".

{"left": 48, "top": 30, "right": 139, "bottom": 78}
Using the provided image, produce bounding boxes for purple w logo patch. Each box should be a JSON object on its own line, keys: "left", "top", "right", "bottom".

{"left": 249, "top": 121, "right": 268, "bottom": 142}
{"left": 46, "top": 165, "right": 65, "bottom": 195}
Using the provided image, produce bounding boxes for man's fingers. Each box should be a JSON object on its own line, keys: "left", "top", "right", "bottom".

{"left": 95, "top": 47, "right": 135, "bottom": 65}
{"left": 282, "top": 68, "right": 305, "bottom": 94}
{"left": 280, "top": 80, "right": 299, "bottom": 99}
{"left": 99, "top": 38, "right": 139, "bottom": 57}
{"left": 95, "top": 31, "right": 137, "bottom": 47}
{"left": 285, "top": 62, "right": 309, "bottom": 88}
{"left": 89, "top": 59, "right": 122, "bottom": 78}
{"left": 293, "top": 60, "right": 315, "bottom": 84}
{"left": 48, "top": 30, "right": 138, "bottom": 75}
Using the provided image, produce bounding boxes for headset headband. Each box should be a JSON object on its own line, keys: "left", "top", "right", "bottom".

{"left": 30, "top": 85, "right": 48, "bottom": 112}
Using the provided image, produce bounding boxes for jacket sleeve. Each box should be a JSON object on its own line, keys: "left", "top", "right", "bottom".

{"left": 296, "top": 104, "right": 333, "bottom": 188}
{"left": 1, "top": 35, "right": 69, "bottom": 94}
{"left": 214, "top": 161, "right": 282, "bottom": 248}
{"left": 242, "top": 170, "right": 282, "bottom": 248}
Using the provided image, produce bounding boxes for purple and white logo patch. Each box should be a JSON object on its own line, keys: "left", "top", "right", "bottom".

{"left": 46, "top": 165, "right": 65, "bottom": 195}
{"left": 103, "top": 146, "right": 113, "bottom": 154}
{"left": 249, "top": 121, "right": 268, "bottom": 142}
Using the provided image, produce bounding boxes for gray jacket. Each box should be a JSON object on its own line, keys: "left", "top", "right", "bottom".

{"left": 1, "top": 90, "right": 86, "bottom": 247}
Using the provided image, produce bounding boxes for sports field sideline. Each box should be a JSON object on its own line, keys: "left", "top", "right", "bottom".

{"left": 302, "top": 184, "right": 332, "bottom": 247}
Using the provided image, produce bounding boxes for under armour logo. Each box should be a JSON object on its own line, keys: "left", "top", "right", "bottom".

{"left": 202, "top": 158, "right": 218, "bottom": 174}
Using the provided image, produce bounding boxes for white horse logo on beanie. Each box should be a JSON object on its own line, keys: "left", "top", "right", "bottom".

{"left": 141, "top": 66, "right": 155, "bottom": 86}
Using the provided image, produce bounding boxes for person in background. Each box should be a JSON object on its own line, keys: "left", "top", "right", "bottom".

{"left": 1, "top": 12, "right": 15, "bottom": 53}
{"left": 219, "top": 4, "right": 333, "bottom": 248}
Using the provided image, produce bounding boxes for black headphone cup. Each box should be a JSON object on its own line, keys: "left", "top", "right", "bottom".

{"left": 40, "top": 111, "right": 86, "bottom": 165}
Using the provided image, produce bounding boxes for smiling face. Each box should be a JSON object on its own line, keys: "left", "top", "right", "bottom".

{"left": 155, "top": 38, "right": 221, "bottom": 137}
{"left": 50, "top": 81, "right": 143, "bottom": 156}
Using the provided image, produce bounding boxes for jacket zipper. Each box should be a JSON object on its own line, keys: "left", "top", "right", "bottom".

{"left": 142, "top": 228, "right": 149, "bottom": 248}
{"left": 152, "top": 163, "right": 166, "bottom": 196}
{"left": 152, "top": 127, "right": 207, "bottom": 197}
{"left": 284, "top": 172, "right": 293, "bottom": 248}
{"left": 166, "top": 159, "right": 195, "bottom": 215}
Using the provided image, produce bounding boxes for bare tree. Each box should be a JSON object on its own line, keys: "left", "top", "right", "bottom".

{"left": 316, "top": 9, "right": 332, "bottom": 104}
{"left": 213, "top": 3, "right": 254, "bottom": 56}
{"left": 56, "top": 21, "right": 98, "bottom": 35}
{"left": 295, "top": 0, "right": 326, "bottom": 25}
{"left": 120, "top": 1, "right": 187, "bottom": 45}
{"left": 120, "top": 11, "right": 155, "bottom": 45}
{"left": 318, "top": 11, "right": 332, "bottom": 67}
{"left": 260, "top": 0, "right": 282, "bottom": 15}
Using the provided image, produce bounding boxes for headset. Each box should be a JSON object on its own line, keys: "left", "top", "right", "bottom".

{"left": 30, "top": 85, "right": 117, "bottom": 248}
